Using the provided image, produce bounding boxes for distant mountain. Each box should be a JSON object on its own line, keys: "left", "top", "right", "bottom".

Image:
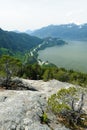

{"left": 25, "top": 29, "right": 33, "bottom": 34}
{"left": 12, "top": 30, "right": 21, "bottom": 33}
{"left": 31, "top": 23, "right": 87, "bottom": 40}
{"left": 0, "top": 28, "right": 43, "bottom": 56}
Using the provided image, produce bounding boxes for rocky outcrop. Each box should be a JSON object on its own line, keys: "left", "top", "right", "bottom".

{"left": 0, "top": 91, "right": 50, "bottom": 130}
{"left": 0, "top": 78, "right": 86, "bottom": 130}
{"left": 0, "top": 77, "right": 37, "bottom": 91}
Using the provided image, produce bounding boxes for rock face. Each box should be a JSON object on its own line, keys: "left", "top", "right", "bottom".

{"left": 0, "top": 78, "right": 38, "bottom": 91}
{"left": 0, "top": 78, "right": 86, "bottom": 130}
{"left": 0, "top": 91, "right": 50, "bottom": 130}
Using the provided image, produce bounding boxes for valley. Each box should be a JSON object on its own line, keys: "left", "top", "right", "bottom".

{"left": 0, "top": 27, "right": 87, "bottom": 130}
{"left": 28, "top": 37, "right": 67, "bottom": 65}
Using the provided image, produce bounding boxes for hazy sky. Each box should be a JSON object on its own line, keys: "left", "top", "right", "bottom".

{"left": 0, "top": 0, "right": 87, "bottom": 31}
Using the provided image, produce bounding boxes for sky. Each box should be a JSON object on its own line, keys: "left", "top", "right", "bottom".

{"left": 0, "top": 0, "right": 87, "bottom": 31}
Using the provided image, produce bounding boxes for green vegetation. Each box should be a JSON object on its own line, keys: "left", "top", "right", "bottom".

{"left": 0, "top": 28, "right": 67, "bottom": 63}
{"left": 40, "top": 112, "right": 49, "bottom": 124}
{"left": 0, "top": 55, "right": 87, "bottom": 88}
{"left": 37, "top": 37, "right": 67, "bottom": 51}
{"left": 0, "top": 55, "right": 22, "bottom": 88}
{"left": 0, "top": 55, "right": 87, "bottom": 129}
{"left": 0, "top": 55, "right": 22, "bottom": 76}
{"left": 0, "top": 28, "right": 43, "bottom": 56}
{"left": 41, "top": 67, "right": 87, "bottom": 87}
{"left": 48, "top": 87, "right": 78, "bottom": 114}
{"left": 48, "top": 87, "right": 87, "bottom": 130}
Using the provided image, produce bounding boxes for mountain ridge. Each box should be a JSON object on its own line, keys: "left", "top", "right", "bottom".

{"left": 0, "top": 28, "right": 43, "bottom": 56}
{"left": 30, "top": 23, "right": 87, "bottom": 40}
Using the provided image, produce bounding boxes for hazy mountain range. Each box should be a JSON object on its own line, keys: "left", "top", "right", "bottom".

{"left": 26, "top": 23, "right": 87, "bottom": 40}
{"left": 13, "top": 23, "right": 87, "bottom": 41}
{"left": 1, "top": 23, "right": 87, "bottom": 56}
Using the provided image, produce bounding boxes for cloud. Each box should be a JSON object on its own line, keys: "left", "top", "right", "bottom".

{"left": 66, "top": 10, "right": 84, "bottom": 17}
{"left": 0, "top": 0, "right": 87, "bottom": 30}
{"left": 66, "top": 10, "right": 86, "bottom": 25}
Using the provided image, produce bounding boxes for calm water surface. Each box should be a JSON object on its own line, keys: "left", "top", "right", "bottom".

{"left": 38, "top": 41, "right": 87, "bottom": 73}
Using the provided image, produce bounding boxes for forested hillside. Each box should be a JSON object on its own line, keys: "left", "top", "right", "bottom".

{"left": 0, "top": 28, "right": 43, "bottom": 55}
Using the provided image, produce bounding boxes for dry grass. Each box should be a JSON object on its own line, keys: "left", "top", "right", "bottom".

{"left": 57, "top": 114, "right": 87, "bottom": 130}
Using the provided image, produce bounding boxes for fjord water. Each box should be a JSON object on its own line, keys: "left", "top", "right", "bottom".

{"left": 38, "top": 41, "right": 87, "bottom": 73}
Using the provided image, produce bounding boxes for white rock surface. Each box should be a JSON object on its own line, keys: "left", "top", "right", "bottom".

{"left": 0, "top": 78, "right": 86, "bottom": 130}
{"left": 22, "top": 79, "right": 73, "bottom": 98}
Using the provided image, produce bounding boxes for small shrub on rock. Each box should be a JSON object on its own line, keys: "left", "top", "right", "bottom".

{"left": 40, "top": 112, "right": 49, "bottom": 124}
{"left": 48, "top": 87, "right": 87, "bottom": 129}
